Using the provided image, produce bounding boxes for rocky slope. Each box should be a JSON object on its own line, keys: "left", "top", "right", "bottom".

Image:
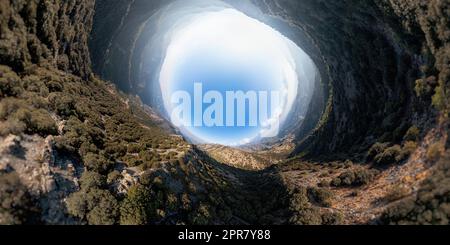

{"left": 0, "top": 64, "right": 292, "bottom": 225}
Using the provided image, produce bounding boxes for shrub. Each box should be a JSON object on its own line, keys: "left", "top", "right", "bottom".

{"left": 48, "top": 93, "right": 77, "bottom": 118}
{"left": 0, "top": 172, "right": 39, "bottom": 224}
{"left": 381, "top": 152, "right": 450, "bottom": 225}
{"left": 65, "top": 191, "right": 86, "bottom": 219}
{"left": 367, "top": 142, "right": 389, "bottom": 160}
{"left": 166, "top": 193, "right": 179, "bottom": 212}
{"left": 79, "top": 171, "right": 106, "bottom": 190}
{"left": 318, "top": 179, "right": 330, "bottom": 187}
{"left": 159, "top": 143, "right": 171, "bottom": 150}
{"left": 330, "top": 178, "right": 342, "bottom": 187}
{"left": 188, "top": 203, "right": 212, "bottom": 225}
{"left": 55, "top": 132, "right": 80, "bottom": 153}
{"left": 344, "top": 160, "right": 353, "bottom": 168}
{"left": 57, "top": 116, "right": 104, "bottom": 156}
{"left": 181, "top": 193, "right": 192, "bottom": 211}
{"left": 0, "top": 98, "right": 26, "bottom": 119}
{"left": 25, "top": 93, "right": 48, "bottom": 109}
{"left": 84, "top": 189, "right": 119, "bottom": 225}
{"left": 432, "top": 84, "right": 446, "bottom": 111}
{"left": 331, "top": 168, "right": 379, "bottom": 187}
{"left": 85, "top": 125, "right": 105, "bottom": 148}
{"left": 321, "top": 212, "right": 344, "bottom": 225}
{"left": 82, "top": 153, "right": 112, "bottom": 173}
{"left": 307, "top": 187, "right": 333, "bottom": 207}
{"left": 0, "top": 118, "right": 26, "bottom": 136}
{"left": 397, "top": 141, "right": 417, "bottom": 162}
{"left": 104, "top": 141, "right": 127, "bottom": 158}
{"left": 0, "top": 98, "right": 57, "bottom": 136}
{"left": 119, "top": 185, "right": 154, "bottom": 225}
{"left": 67, "top": 171, "right": 115, "bottom": 226}
{"left": 66, "top": 188, "right": 118, "bottom": 225}
{"left": 107, "top": 171, "right": 121, "bottom": 184}
{"left": 127, "top": 143, "right": 142, "bottom": 154}
{"left": 139, "top": 150, "right": 157, "bottom": 162}
{"left": 289, "top": 187, "right": 311, "bottom": 211}
{"left": 374, "top": 145, "right": 402, "bottom": 165}
{"left": 27, "top": 109, "right": 58, "bottom": 136}
{"left": 167, "top": 151, "right": 178, "bottom": 160}
{"left": 22, "top": 75, "right": 48, "bottom": 96}
{"left": 46, "top": 80, "right": 63, "bottom": 93}
{"left": 384, "top": 184, "right": 411, "bottom": 202}
{"left": 403, "top": 126, "right": 420, "bottom": 142}
{"left": 0, "top": 66, "right": 22, "bottom": 98}
{"left": 78, "top": 141, "right": 99, "bottom": 157}
{"left": 414, "top": 78, "right": 434, "bottom": 97}
{"left": 121, "top": 155, "right": 143, "bottom": 167}
{"left": 290, "top": 208, "right": 322, "bottom": 225}
{"left": 427, "top": 143, "right": 442, "bottom": 162}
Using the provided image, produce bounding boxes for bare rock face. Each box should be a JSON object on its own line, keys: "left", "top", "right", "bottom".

{"left": 0, "top": 0, "right": 94, "bottom": 78}
{"left": 0, "top": 134, "right": 81, "bottom": 224}
{"left": 0, "top": 134, "right": 21, "bottom": 155}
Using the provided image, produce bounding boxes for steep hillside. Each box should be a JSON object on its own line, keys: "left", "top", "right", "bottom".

{"left": 0, "top": 65, "right": 293, "bottom": 225}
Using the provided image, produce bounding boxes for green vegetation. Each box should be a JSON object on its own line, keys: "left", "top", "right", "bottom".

{"left": 318, "top": 179, "right": 330, "bottom": 187}
{"left": 66, "top": 171, "right": 118, "bottom": 225}
{"left": 307, "top": 187, "right": 333, "bottom": 207}
{"left": 0, "top": 118, "right": 26, "bottom": 136}
{"left": 0, "top": 66, "right": 184, "bottom": 176}
{"left": 0, "top": 97, "right": 57, "bottom": 137}
{"left": 119, "top": 185, "right": 155, "bottom": 225}
{"left": 384, "top": 184, "right": 411, "bottom": 202}
{"left": 403, "top": 126, "right": 420, "bottom": 142}
{"left": 321, "top": 212, "right": 344, "bottom": 225}
{"left": 414, "top": 76, "right": 436, "bottom": 98}
{"left": 3, "top": 56, "right": 434, "bottom": 226}
{"left": 287, "top": 186, "right": 341, "bottom": 225}
{"left": 188, "top": 202, "right": 214, "bottom": 225}
{"left": 331, "top": 167, "right": 379, "bottom": 187}
{"left": 79, "top": 171, "right": 106, "bottom": 190}
{"left": 432, "top": 84, "right": 447, "bottom": 111}
{"left": 368, "top": 141, "right": 416, "bottom": 166}
{"left": 48, "top": 93, "right": 78, "bottom": 119}
{"left": 427, "top": 143, "right": 442, "bottom": 162}
{"left": 374, "top": 145, "right": 402, "bottom": 165}
{"left": 381, "top": 152, "right": 450, "bottom": 225}
{"left": 107, "top": 170, "right": 121, "bottom": 184}
{"left": 367, "top": 142, "right": 389, "bottom": 160}
{"left": 82, "top": 153, "right": 112, "bottom": 174}
{"left": 0, "top": 66, "right": 23, "bottom": 98}
{"left": 400, "top": 141, "right": 418, "bottom": 159}
{"left": 0, "top": 172, "right": 39, "bottom": 225}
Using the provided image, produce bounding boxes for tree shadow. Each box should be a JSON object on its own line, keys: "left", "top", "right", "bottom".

{"left": 9, "top": 143, "right": 27, "bottom": 160}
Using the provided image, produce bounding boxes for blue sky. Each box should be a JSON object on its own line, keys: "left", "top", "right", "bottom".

{"left": 159, "top": 8, "right": 306, "bottom": 146}
{"left": 169, "top": 46, "right": 282, "bottom": 145}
